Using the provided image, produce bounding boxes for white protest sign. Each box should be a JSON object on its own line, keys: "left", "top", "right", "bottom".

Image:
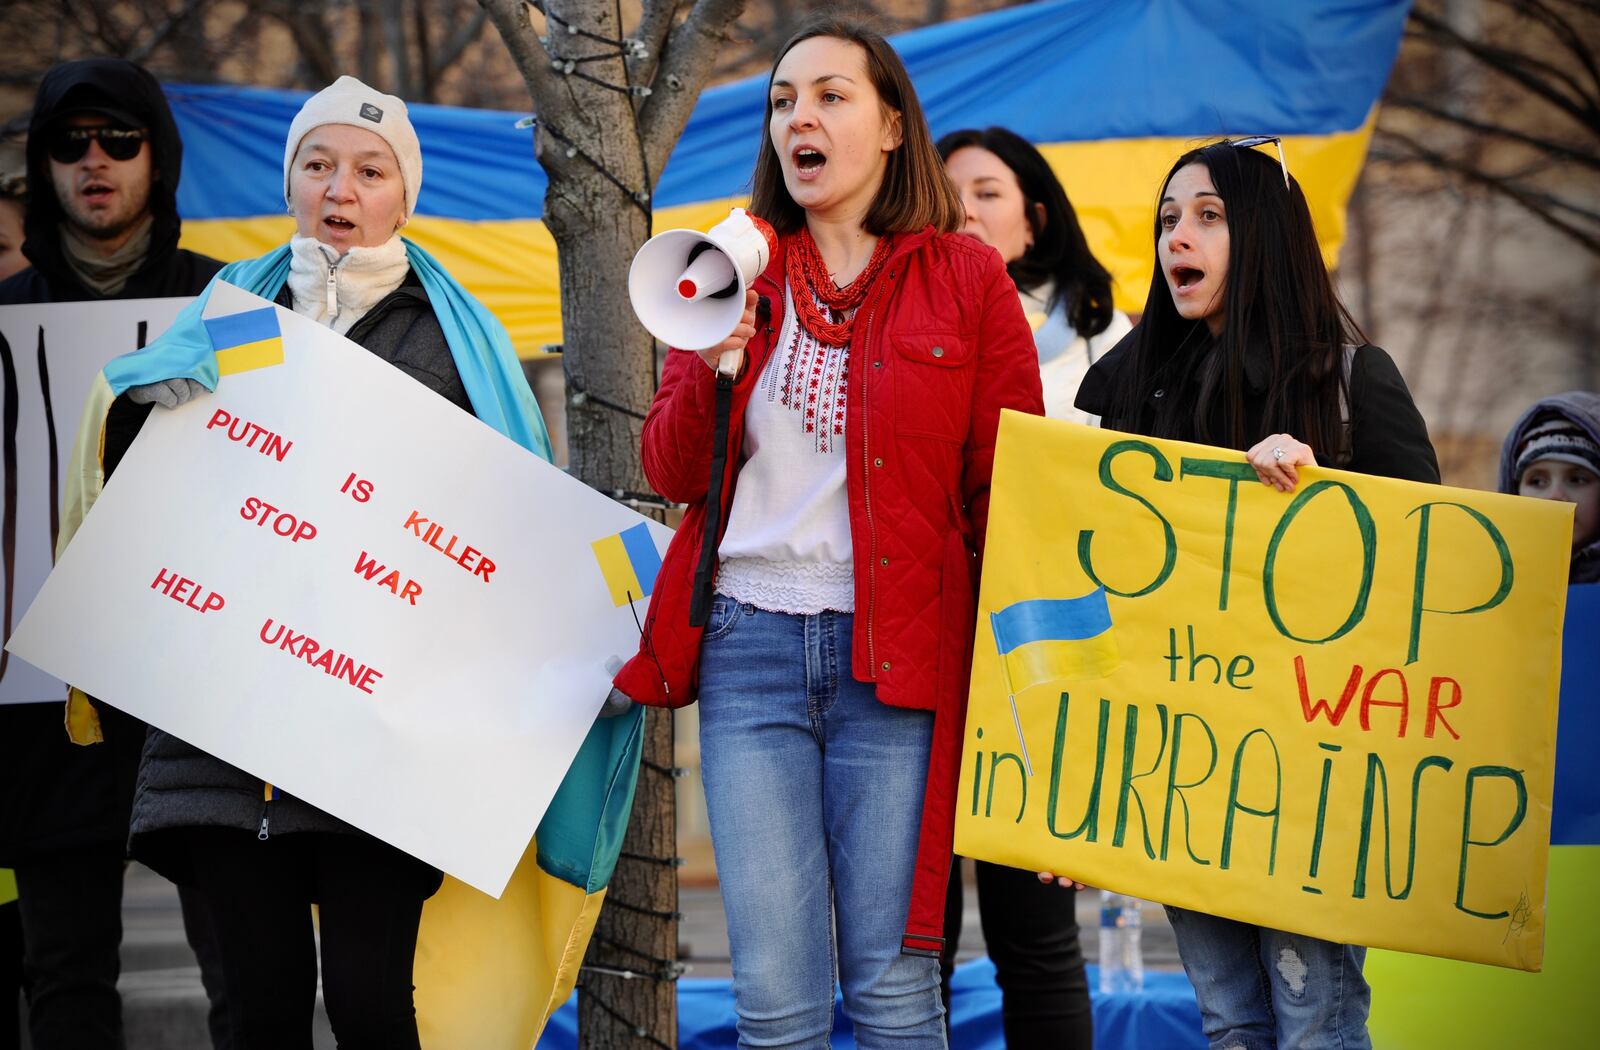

{"left": 0, "top": 297, "right": 190, "bottom": 706}
{"left": 8, "top": 282, "right": 669, "bottom": 897}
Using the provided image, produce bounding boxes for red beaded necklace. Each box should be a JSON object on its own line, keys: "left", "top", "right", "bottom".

{"left": 785, "top": 227, "right": 894, "bottom": 346}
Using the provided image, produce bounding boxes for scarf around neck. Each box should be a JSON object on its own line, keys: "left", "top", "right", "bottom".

{"left": 60, "top": 213, "right": 153, "bottom": 296}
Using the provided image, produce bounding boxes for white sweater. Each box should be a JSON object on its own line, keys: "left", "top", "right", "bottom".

{"left": 1022, "top": 281, "right": 1133, "bottom": 426}
{"left": 715, "top": 281, "right": 854, "bottom": 614}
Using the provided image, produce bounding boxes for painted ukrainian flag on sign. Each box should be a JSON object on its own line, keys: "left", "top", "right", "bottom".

{"left": 591, "top": 522, "right": 662, "bottom": 607}
{"left": 989, "top": 587, "right": 1120, "bottom": 775}
{"left": 990, "top": 587, "right": 1120, "bottom": 691}
{"left": 204, "top": 307, "right": 283, "bottom": 376}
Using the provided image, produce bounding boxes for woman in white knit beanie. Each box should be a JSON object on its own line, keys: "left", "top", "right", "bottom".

{"left": 102, "top": 74, "right": 551, "bottom": 1050}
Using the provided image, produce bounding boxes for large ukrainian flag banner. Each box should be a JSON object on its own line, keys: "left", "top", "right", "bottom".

{"left": 166, "top": 0, "right": 1408, "bottom": 355}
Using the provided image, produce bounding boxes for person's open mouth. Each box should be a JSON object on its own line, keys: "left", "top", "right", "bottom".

{"left": 324, "top": 216, "right": 356, "bottom": 233}
{"left": 1171, "top": 265, "right": 1204, "bottom": 292}
{"left": 792, "top": 146, "right": 826, "bottom": 179}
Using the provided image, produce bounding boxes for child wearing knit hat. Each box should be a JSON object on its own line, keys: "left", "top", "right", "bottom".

{"left": 1500, "top": 391, "right": 1600, "bottom": 584}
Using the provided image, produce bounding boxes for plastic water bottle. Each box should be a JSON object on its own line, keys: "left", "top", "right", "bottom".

{"left": 1098, "top": 891, "right": 1144, "bottom": 994}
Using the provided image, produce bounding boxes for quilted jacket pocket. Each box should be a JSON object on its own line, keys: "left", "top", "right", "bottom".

{"left": 893, "top": 331, "right": 973, "bottom": 442}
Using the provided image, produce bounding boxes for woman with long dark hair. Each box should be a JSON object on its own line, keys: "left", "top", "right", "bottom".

{"left": 934, "top": 126, "right": 1112, "bottom": 1047}
{"left": 611, "top": 16, "right": 1042, "bottom": 1047}
{"left": 1074, "top": 139, "right": 1438, "bottom": 1049}
{"left": 940, "top": 126, "right": 1130, "bottom": 427}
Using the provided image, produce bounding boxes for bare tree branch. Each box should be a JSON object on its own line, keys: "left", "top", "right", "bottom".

{"left": 127, "top": 0, "right": 212, "bottom": 65}
{"left": 1386, "top": 92, "right": 1600, "bottom": 171}
{"left": 1376, "top": 127, "right": 1600, "bottom": 255}
{"left": 254, "top": 0, "right": 341, "bottom": 87}
{"left": 479, "top": 0, "right": 562, "bottom": 114}
{"left": 433, "top": 7, "right": 490, "bottom": 75}
{"left": 638, "top": 0, "right": 747, "bottom": 181}
{"left": 628, "top": 0, "right": 682, "bottom": 88}
{"left": 1411, "top": 6, "right": 1600, "bottom": 133}
{"left": 1490, "top": 0, "right": 1600, "bottom": 101}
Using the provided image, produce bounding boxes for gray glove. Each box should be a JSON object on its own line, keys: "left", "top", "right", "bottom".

{"left": 598, "top": 687, "right": 636, "bottom": 719}
{"left": 127, "top": 378, "right": 207, "bottom": 409}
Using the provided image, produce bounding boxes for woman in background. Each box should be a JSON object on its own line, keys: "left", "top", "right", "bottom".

{"left": 936, "top": 125, "right": 1114, "bottom": 1048}
{"left": 941, "top": 126, "right": 1130, "bottom": 428}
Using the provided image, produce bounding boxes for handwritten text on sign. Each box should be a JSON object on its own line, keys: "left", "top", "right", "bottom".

{"left": 7, "top": 282, "right": 669, "bottom": 898}
{"left": 956, "top": 412, "right": 1570, "bottom": 970}
{"left": 0, "top": 298, "right": 189, "bottom": 705}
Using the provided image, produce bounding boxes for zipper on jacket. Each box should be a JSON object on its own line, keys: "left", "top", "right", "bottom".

{"left": 319, "top": 243, "right": 345, "bottom": 327}
{"left": 258, "top": 782, "right": 275, "bottom": 840}
{"left": 856, "top": 274, "right": 891, "bottom": 678}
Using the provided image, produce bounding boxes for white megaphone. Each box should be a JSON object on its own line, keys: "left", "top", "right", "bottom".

{"left": 629, "top": 207, "right": 778, "bottom": 375}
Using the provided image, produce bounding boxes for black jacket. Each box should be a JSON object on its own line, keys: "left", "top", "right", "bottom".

{"left": 125, "top": 270, "right": 471, "bottom": 883}
{"left": 0, "top": 58, "right": 222, "bottom": 306}
{"left": 1076, "top": 329, "right": 1440, "bottom": 485}
{"left": 0, "top": 59, "right": 222, "bottom": 865}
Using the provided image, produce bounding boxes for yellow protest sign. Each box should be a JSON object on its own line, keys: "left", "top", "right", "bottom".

{"left": 956, "top": 412, "right": 1572, "bottom": 970}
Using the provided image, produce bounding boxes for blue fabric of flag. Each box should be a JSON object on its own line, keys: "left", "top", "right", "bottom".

{"left": 990, "top": 589, "right": 1113, "bottom": 655}
{"left": 162, "top": 0, "right": 1408, "bottom": 223}
{"left": 1552, "top": 585, "right": 1600, "bottom": 847}
{"left": 203, "top": 306, "right": 279, "bottom": 349}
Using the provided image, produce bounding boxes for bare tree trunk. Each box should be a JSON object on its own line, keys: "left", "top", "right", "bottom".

{"left": 413, "top": 0, "right": 435, "bottom": 102}
{"left": 580, "top": 706, "right": 679, "bottom": 1044}
{"left": 357, "top": 0, "right": 383, "bottom": 90}
{"left": 481, "top": 0, "right": 746, "bottom": 1044}
{"left": 383, "top": 0, "right": 416, "bottom": 99}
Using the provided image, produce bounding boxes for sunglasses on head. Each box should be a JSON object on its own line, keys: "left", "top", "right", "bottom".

{"left": 47, "top": 126, "right": 148, "bottom": 164}
{"left": 1230, "top": 135, "right": 1289, "bottom": 189}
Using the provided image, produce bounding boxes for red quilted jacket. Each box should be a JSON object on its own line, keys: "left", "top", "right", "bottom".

{"left": 614, "top": 225, "right": 1044, "bottom": 956}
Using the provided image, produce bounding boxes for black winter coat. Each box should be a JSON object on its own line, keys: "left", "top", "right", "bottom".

{"left": 0, "top": 59, "right": 222, "bottom": 865}
{"left": 125, "top": 270, "right": 471, "bottom": 884}
{"left": 1075, "top": 331, "right": 1440, "bottom": 485}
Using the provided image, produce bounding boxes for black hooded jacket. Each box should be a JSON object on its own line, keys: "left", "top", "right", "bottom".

{"left": 0, "top": 57, "right": 221, "bottom": 305}
{"left": 0, "top": 60, "right": 221, "bottom": 864}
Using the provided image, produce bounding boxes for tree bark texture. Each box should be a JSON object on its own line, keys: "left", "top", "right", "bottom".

{"left": 480, "top": 0, "right": 747, "bottom": 1044}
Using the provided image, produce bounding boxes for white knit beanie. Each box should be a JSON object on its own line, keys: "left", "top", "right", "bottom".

{"left": 283, "top": 76, "right": 422, "bottom": 218}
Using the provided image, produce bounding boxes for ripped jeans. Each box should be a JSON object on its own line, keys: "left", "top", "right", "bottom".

{"left": 1165, "top": 907, "right": 1370, "bottom": 1050}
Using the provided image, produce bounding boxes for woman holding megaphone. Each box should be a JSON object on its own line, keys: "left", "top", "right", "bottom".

{"left": 613, "top": 15, "right": 1042, "bottom": 1046}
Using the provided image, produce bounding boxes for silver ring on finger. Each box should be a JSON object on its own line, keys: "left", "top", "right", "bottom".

{"left": 1272, "top": 446, "right": 1285, "bottom": 461}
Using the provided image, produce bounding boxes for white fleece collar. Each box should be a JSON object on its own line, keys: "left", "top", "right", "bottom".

{"left": 287, "top": 234, "right": 410, "bottom": 336}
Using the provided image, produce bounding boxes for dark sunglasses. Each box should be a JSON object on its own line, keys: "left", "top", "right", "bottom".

{"left": 1230, "top": 135, "right": 1289, "bottom": 189}
{"left": 47, "top": 126, "right": 148, "bottom": 164}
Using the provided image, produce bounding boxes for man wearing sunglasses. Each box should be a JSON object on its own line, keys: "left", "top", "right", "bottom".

{"left": 0, "top": 57, "right": 220, "bottom": 305}
{"left": 0, "top": 58, "right": 224, "bottom": 1050}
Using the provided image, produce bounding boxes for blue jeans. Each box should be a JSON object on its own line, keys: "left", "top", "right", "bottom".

{"left": 698, "top": 598, "right": 946, "bottom": 1050}
{"left": 1165, "top": 906, "right": 1371, "bottom": 1050}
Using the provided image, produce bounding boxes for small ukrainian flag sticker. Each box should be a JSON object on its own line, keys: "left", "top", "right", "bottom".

{"left": 205, "top": 307, "right": 284, "bottom": 376}
{"left": 591, "top": 522, "right": 662, "bottom": 607}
